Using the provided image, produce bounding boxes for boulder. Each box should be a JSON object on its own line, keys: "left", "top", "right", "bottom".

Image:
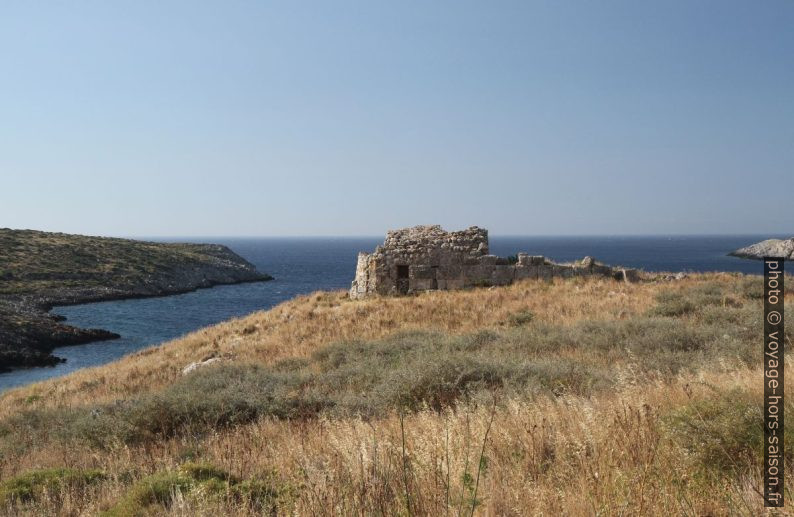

{"left": 182, "top": 357, "right": 222, "bottom": 375}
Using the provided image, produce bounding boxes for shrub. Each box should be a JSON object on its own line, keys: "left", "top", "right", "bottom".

{"left": 180, "top": 462, "right": 236, "bottom": 483}
{"left": 649, "top": 290, "right": 697, "bottom": 317}
{"left": 383, "top": 357, "right": 508, "bottom": 411}
{"left": 230, "top": 472, "right": 296, "bottom": 513}
{"left": 513, "top": 359, "right": 612, "bottom": 396}
{"left": 102, "top": 471, "right": 194, "bottom": 517}
{"left": 57, "top": 365, "right": 321, "bottom": 447}
{"left": 664, "top": 389, "right": 794, "bottom": 474}
{"left": 0, "top": 468, "right": 105, "bottom": 504}
{"left": 506, "top": 309, "right": 534, "bottom": 327}
{"left": 102, "top": 463, "right": 292, "bottom": 516}
{"left": 649, "top": 283, "right": 738, "bottom": 317}
{"left": 735, "top": 275, "right": 764, "bottom": 299}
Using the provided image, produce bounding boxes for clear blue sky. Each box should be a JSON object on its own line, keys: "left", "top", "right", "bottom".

{"left": 1, "top": 1, "right": 792, "bottom": 237}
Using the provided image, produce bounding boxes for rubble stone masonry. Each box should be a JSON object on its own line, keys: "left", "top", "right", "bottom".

{"left": 350, "top": 225, "right": 640, "bottom": 299}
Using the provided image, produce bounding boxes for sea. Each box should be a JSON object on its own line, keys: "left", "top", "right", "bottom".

{"left": 0, "top": 235, "right": 779, "bottom": 392}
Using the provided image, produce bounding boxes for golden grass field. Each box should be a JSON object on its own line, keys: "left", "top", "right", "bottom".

{"left": 0, "top": 274, "right": 791, "bottom": 516}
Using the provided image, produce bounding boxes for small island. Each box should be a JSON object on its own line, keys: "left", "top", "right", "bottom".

{"left": 729, "top": 238, "right": 794, "bottom": 261}
{"left": 0, "top": 229, "right": 272, "bottom": 371}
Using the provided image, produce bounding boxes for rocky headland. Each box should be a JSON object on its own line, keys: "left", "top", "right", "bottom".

{"left": 0, "top": 229, "right": 272, "bottom": 371}
{"left": 729, "top": 238, "right": 794, "bottom": 260}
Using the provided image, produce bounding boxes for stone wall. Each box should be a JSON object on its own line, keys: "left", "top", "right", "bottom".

{"left": 349, "top": 225, "right": 639, "bottom": 299}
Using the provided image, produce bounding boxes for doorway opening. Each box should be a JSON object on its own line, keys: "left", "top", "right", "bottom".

{"left": 396, "top": 265, "right": 409, "bottom": 294}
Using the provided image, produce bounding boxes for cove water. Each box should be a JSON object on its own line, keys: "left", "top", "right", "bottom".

{"left": 0, "top": 235, "right": 776, "bottom": 392}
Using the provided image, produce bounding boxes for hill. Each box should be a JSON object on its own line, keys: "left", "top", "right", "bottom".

{"left": 0, "top": 273, "right": 789, "bottom": 514}
{"left": 0, "top": 229, "right": 272, "bottom": 370}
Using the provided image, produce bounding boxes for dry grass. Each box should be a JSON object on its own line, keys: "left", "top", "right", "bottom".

{"left": 0, "top": 275, "right": 660, "bottom": 413}
{"left": 0, "top": 273, "right": 791, "bottom": 515}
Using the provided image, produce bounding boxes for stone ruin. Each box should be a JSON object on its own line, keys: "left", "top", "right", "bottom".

{"left": 349, "top": 225, "right": 640, "bottom": 299}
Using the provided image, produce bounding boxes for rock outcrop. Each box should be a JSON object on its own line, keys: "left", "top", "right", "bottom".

{"left": 730, "top": 238, "right": 794, "bottom": 260}
{"left": 350, "top": 225, "right": 639, "bottom": 299}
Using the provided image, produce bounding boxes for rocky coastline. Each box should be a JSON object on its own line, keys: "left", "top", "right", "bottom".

{"left": 0, "top": 230, "right": 272, "bottom": 372}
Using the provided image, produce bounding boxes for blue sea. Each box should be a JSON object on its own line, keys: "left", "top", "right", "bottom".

{"left": 0, "top": 235, "right": 778, "bottom": 392}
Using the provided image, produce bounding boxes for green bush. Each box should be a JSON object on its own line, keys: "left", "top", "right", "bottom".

{"left": 102, "top": 463, "right": 291, "bottom": 516}
{"left": 0, "top": 468, "right": 105, "bottom": 504}
{"left": 102, "top": 471, "right": 194, "bottom": 517}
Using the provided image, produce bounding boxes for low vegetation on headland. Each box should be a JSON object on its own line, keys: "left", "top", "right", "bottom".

{"left": 0, "top": 273, "right": 790, "bottom": 515}
{"left": 0, "top": 229, "right": 272, "bottom": 370}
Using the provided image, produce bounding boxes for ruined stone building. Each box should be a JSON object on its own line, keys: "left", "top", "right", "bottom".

{"left": 349, "top": 225, "right": 639, "bottom": 299}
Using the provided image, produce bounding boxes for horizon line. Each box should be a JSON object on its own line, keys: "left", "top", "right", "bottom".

{"left": 3, "top": 227, "right": 788, "bottom": 240}
{"left": 128, "top": 232, "right": 789, "bottom": 240}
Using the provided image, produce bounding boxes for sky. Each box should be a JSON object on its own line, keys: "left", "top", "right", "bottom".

{"left": 1, "top": 1, "right": 792, "bottom": 237}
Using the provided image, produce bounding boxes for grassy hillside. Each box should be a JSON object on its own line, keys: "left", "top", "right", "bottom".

{"left": 0, "top": 228, "right": 271, "bottom": 370}
{"left": 0, "top": 274, "right": 790, "bottom": 515}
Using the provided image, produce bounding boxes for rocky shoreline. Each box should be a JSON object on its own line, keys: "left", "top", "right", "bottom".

{"left": 0, "top": 230, "right": 272, "bottom": 372}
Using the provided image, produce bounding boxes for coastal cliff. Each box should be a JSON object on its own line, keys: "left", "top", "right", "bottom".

{"left": 0, "top": 229, "right": 272, "bottom": 371}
